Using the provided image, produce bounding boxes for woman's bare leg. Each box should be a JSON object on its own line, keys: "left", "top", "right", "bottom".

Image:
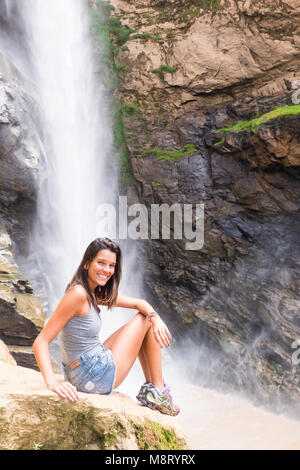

{"left": 103, "top": 313, "right": 164, "bottom": 390}
{"left": 138, "top": 345, "right": 152, "bottom": 383}
{"left": 139, "top": 325, "right": 163, "bottom": 388}
{"left": 102, "top": 319, "right": 150, "bottom": 380}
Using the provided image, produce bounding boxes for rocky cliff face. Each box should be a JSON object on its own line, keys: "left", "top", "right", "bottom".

{"left": 106, "top": 0, "right": 300, "bottom": 411}
{"left": 0, "top": 222, "right": 44, "bottom": 370}
{"left": 0, "top": 6, "right": 46, "bottom": 369}
{"left": 0, "top": 50, "right": 42, "bottom": 250}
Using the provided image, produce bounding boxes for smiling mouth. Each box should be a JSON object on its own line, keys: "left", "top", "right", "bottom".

{"left": 97, "top": 274, "right": 109, "bottom": 281}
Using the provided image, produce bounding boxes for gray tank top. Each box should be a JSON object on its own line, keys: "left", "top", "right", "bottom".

{"left": 60, "top": 303, "right": 102, "bottom": 364}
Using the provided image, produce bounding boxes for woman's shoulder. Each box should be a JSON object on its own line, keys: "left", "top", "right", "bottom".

{"left": 66, "top": 283, "right": 89, "bottom": 303}
{"left": 65, "top": 284, "right": 91, "bottom": 316}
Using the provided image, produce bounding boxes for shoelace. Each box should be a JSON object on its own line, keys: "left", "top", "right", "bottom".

{"left": 163, "top": 382, "right": 173, "bottom": 400}
{"left": 163, "top": 382, "right": 179, "bottom": 409}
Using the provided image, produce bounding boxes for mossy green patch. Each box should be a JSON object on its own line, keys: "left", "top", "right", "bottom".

{"left": 214, "top": 104, "right": 300, "bottom": 146}
{"left": 108, "top": 16, "right": 135, "bottom": 46}
{"left": 0, "top": 395, "right": 187, "bottom": 450}
{"left": 121, "top": 101, "right": 141, "bottom": 118}
{"left": 3, "top": 395, "right": 130, "bottom": 450}
{"left": 132, "top": 32, "right": 164, "bottom": 42}
{"left": 132, "top": 419, "right": 186, "bottom": 450}
{"left": 151, "top": 64, "right": 177, "bottom": 79}
{"left": 140, "top": 144, "right": 198, "bottom": 161}
{"left": 179, "top": 0, "right": 222, "bottom": 22}
{"left": 133, "top": 32, "right": 152, "bottom": 40}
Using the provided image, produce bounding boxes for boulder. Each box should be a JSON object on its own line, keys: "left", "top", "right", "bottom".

{"left": 0, "top": 224, "right": 45, "bottom": 369}
{"left": 0, "top": 362, "right": 189, "bottom": 450}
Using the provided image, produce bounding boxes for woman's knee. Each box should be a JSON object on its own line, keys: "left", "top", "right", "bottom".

{"left": 135, "top": 312, "right": 151, "bottom": 329}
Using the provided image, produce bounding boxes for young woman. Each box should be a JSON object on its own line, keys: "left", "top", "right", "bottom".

{"left": 33, "top": 237, "right": 180, "bottom": 416}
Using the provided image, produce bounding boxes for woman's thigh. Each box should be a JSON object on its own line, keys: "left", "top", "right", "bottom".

{"left": 103, "top": 313, "right": 151, "bottom": 389}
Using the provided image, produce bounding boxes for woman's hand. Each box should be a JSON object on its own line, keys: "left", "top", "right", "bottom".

{"left": 47, "top": 380, "right": 79, "bottom": 402}
{"left": 150, "top": 315, "right": 172, "bottom": 348}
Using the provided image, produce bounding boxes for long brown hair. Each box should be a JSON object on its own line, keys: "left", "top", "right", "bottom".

{"left": 66, "top": 237, "right": 122, "bottom": 312}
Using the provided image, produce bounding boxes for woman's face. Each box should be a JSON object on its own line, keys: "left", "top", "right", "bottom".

{"left": 86, "top": 249, "right": 116, "bottom": 290}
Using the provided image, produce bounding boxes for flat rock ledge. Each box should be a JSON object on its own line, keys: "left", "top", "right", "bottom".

{"left": 0, "top": 363, "right": 189, "bottom": 450}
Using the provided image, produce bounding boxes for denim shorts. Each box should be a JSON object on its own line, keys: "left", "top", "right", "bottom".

{"left": 62, "top": 345, "right": 116, "bottom": 395}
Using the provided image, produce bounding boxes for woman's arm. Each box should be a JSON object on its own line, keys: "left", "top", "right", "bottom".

{"left": 115, "top": 295, "right": 172, "bottom": 348}
{"left": 32, "top": 285, "right": 86, "bottom": 401}
{"left": 115, "top": 295, "right": 154, "bottom": 316}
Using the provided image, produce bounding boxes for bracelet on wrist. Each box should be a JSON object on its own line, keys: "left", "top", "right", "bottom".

{"left": 147, "top": 311, "right": 158, "bottom": 321}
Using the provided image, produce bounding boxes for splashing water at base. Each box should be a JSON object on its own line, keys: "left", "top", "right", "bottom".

{"left": 175, "top": 384, "right": 300, "bottom": 450}
{"left": 98, "top": 314, "right": 300, "bottom": 450}
{"left": 113, "top": 352, "right": 300, "bottom": 450}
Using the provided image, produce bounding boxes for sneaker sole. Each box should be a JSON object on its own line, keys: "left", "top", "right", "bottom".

{"left": 142, "top": 397, "right": 180, "bottom": 416}
{"left": 136, "top": 394, "right": 148, "bottom": 406}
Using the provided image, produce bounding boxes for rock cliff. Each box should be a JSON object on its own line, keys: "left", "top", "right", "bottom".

{"left": 104, "top": 0, "right": 300, "bottom": 411}
{"left": 0, "top": 8, "right": 46, "bottom": 370}
{"left": 0, "top": 223, "right": 44, "bottom": 369}
{"left": 0, "top": 49, "right": 42, "bottom": 250}
{"left": 0, "top": 361, "right": 188, "bottom": 450}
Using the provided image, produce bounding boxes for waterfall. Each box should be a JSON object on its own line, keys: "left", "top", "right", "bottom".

{"left": 12, "top": 0, "right": 144, "bottom": 388}
{"left": 19, "top": 0, "right": 117, "bottom": 308}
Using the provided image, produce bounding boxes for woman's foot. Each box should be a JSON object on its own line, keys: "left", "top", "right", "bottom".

{"left": 136, "top": 381, "right": 180, "bottom": 416}
{"left": 136, "top": 381, "right": 151, "bottom": 405}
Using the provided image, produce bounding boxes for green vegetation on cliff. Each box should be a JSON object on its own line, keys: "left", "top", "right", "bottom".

{"left": 121, "top": 101, "right": 141, "bottom": 118}
{"left": 132, "top": 419, "right": 185, "bottom": 450}
{"left": 151, "top": 64, "right": 177, "bottom": 79}
{"left": 140, "top": 144, "right": 198, "bottom": 161}
{"left": 153, "top": 0, "right": 222, "bottom": 24}
{"left": 215, "top": 104, "right": 300, "bottom": 145}
{"left": 89, "top": 1, "right": 135, "bottom": 187}
{"left": 107, "top": 16, "right": 134, "bottom": 45}
{"left": 179, "top": 0, "right": 222, "bottom": 21}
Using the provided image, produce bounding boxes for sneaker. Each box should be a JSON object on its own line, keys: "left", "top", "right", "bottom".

{"left": 162, "top": 381, "right": 180, "bottom": 415}
{"left": 136, "top": 381, "right": 151, "bottom": 405}
{"left": 142, "top": 382, "right": 180, "bottom": 416}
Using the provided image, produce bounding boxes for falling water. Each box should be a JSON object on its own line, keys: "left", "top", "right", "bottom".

{"left": 11, "top": 0, "right": 144, "bottom": 375}
{"left": 19, "top": 0, "right": 118, "bottom": 309}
